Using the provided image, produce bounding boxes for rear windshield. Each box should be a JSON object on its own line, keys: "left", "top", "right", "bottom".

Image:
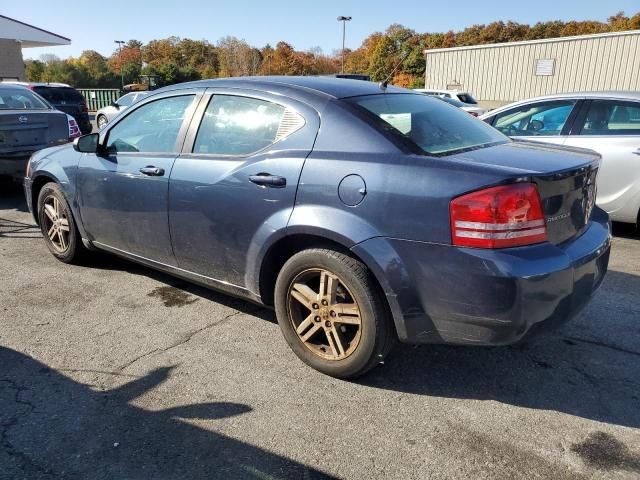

{"left": 456, "top": 93, "right": 477, "bottom": 104}
{"left": 0, "top": 87, "right": 49, "bottom": 110}
{"left": 33, "top": 86, "right": 84, "bottom": 104}
{"left": 347, "top": 93, "right": 507, "bottom": 156}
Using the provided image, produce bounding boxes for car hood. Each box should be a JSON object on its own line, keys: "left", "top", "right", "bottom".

{"left": 449, "top": 140, "right": 600, "bottom": 175}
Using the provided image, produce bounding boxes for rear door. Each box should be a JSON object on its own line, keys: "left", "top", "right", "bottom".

{"left": 487, "top": 99, "right": 580, "bottom": 146}
{"left": 563, "top": 98, "right": 640, "bottom": 222}
{"left": 77, "top": 91, "right": 200, "bottom": 264}
{"left": 168, "top": 89, "right": 319, "bottom": 287}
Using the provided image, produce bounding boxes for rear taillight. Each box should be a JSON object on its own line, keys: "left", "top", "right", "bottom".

{"left": 468, "top": 111, "right": 479, "bottom": 117}
{"left": 450, "top": 183, "right": 547, "bottom": 249}
{"left": 66, "top": 114, "right": 81, "bottom": 139}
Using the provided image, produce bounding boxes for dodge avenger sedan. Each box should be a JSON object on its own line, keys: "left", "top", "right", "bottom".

{"left": 24, "top": 77, "right": 611, "bottom": 378}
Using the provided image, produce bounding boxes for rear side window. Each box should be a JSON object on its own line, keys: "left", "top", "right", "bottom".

{"left": 33, "top": 87, "right": 84, "bottom": 104}
{"left": 0, "top": 87, "right": 49, "bottom": 110}
{"left": 348, "top": 94, "right": 507, "bottom": 156}
{"left": 492, "top": 100, "right": 576, "bottom": 136}
{"left": 106, "top": 95, "right": 194, "bottom": 153}
{"left": 578, "top": 100, "right": 640, "bottom": 135}
{"left": 193, "top": 95, "right": 292, "bottom": 156}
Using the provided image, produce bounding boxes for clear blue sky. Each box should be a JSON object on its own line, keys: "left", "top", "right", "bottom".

{"left": 5, "top": 0, "right": 639, "bottom": 60}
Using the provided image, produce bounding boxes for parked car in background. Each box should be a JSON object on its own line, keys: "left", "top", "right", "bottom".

{"left": 96, "top": 92, "right": 149, "bottom": 129}
{"left": 3, "top": 82, "right": 92, "bottom": 135}
{"left": 0, "top": 84, "right": 79, "bottom": 179}
{"left": 24, "top": 78, "right": 610, "bottom": 378}
{"left": 435, "top": 96, "right": 486, "bottom": 117}
{"left": 481, "top": 91, "right": 640, "bottom": 225}
{"left": 414, "top": 88, "right": 487, "bottom": 115}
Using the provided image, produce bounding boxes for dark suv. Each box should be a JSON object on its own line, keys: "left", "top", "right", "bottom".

{"left": 21, "top": 83, "right": 92, "bottom": 135}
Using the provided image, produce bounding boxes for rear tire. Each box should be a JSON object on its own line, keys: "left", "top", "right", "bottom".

{"left": 37, "top": 182, "right": 87, "bottom": 264}
{"left": 274, "top": 248, "right": 395, "bottom": 379}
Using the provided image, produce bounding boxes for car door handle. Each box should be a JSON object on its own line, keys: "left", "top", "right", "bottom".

{"left": 249, "top": 173, "right": 287, "bottom": 188}
{"left": 139, "top": 166, "right": 165, "bottom": 176}
{"left": 633, "top": 149, "right": 640, "bottom": 156}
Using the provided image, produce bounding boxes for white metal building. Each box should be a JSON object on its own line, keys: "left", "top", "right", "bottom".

{"left": 424, "top": 30, "right": 640, "bottom": 108}
{"left": 0, "top": 15, "right": 70, "bottom": 81}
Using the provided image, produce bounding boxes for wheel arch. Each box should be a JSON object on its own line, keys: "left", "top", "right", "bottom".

{"left": 30, "top": 173, "right": 60, "bottom": 224}
{"left": 255, "top": 231, "right": 402, "bottom": 341}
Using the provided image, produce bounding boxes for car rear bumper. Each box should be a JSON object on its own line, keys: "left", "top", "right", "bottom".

{"left": 352, "top": 207, "right": 611, "bottom": 345}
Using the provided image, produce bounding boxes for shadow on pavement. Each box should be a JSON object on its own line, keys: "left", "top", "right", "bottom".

{"left": 361, "top": 269, "right": 640, "bottom": 430}
{"left": 3, "top": 179, "right": 639, "bottom": 432}
{"left": 0, "top": 346, "right": 335, "bottom": 479}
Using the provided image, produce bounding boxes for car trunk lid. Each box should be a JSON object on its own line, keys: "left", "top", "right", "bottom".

{"left": 0, "top": 111, "right": 67, "bottom": 155}
{"left": 451, "top": 140, "right": 600, "bottom": 245}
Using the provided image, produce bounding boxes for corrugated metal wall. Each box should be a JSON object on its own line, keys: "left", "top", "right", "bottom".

{"left": 424, "top": 32, "right": 640, "bottom": 107}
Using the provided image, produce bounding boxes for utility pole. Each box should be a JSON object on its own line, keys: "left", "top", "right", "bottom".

{"left": 337, "top": 16, "right": 352, "bottom": 74}
{"left": 114, "top": 40, "right": 125, "bottom": 91}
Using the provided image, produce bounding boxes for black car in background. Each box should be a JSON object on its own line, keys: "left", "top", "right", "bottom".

{"left": 0, "top": 84, "right": 77, "bottom": 179}
{"left": 7, "top": 83, "right": 92, "bottom": 135}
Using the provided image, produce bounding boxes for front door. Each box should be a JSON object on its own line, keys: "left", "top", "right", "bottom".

{"left": 490, "top": 99, "right": 579, "bottom": 146}
{"left": 169, "top": 91, "right": 318, "bottom": 288}
{"left": 77, "top": 93, "right": 198, "bottom": 265}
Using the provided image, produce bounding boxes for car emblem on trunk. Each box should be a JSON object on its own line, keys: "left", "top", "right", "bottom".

{"left": 18, "top": 116, "right": 28, "bottom": 123}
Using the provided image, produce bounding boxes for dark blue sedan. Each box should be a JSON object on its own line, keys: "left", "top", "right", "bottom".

{"left": 24, "top": 77, "right": 611, "bottom": 378}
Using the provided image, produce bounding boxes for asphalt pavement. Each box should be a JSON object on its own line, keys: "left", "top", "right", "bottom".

{"left": 1, "top": 181, "right": 639, "bottom": 479}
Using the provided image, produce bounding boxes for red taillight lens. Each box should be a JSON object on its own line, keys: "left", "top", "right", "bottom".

{"left": 468, "top": 111, "right": 479, "bottom": 117}
{"left": 450, "top": 183, "right": 547, "bottom": 249}
{"left": 67, "top": 116, "right": 81, "bottom": 139}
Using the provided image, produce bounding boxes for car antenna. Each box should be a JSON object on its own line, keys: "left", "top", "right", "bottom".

{"left": 379, "top": 52, "right": 409, "bottom": 91}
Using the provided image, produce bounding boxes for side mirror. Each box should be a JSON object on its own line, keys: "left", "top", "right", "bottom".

{"left": 111, "top": 101, "right": 120, "bottom": 109}
{"left": 73, "top": 133, "right": 100, "bottom": 153}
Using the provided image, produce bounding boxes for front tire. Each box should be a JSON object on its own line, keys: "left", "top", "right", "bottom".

{"left": 274, "top": 248, "right": 395, "bottom": 379}
{"left": 37, "top": 182, "right": 86, "bottom": 264}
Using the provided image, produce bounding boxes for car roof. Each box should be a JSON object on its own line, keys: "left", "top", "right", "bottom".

{"left": 155, "top": 76, "right": 408, "bottom": 101}
{"left": 2, "top": 81, "right": 72, "bottom": 88}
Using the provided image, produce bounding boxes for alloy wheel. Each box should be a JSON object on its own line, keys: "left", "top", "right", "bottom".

{"left": 42, "top": 195, "right": 71, "bottom": 253}
{"left": 287, "top": 268, "right": 362, "bottom": 360}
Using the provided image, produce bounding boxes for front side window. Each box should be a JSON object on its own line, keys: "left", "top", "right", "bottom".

{"left": 493, "top": 100, "right": 576, "bottom": 136}
{"left": 193, "top": 95, "right": 286, "bottom": 155}
{"left": 0, "top": 88, "right": 49, "bottom": 110}
{"left": 106, "top": 95, "right": 194, "bottom": 153}
{"left": 456, "top": 93, "right": 477, "bottom": 105}
{"left": 578, "top": 100, "right": 640, "bottom": 135}
{"left": 347, "top": 93, "right": 508, "bottom": 156}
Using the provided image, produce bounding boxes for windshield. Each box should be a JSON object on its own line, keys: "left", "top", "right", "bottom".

{"left": 116, "top": 93, "right": 135, "bottom": 107}
{"left": 456, "top": 93, "right": 477, "bottom": 104}
{"left": 347, "top": 94, "right": 508, "bottom": 156}
{"left": 0, "top": 87, "right": 50, "bottom": 110}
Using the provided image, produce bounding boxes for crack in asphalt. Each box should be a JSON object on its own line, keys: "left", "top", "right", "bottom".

{"left": 0, "top": 379, "right": 57, "bottom": 478}
{"left": 117, "top": 310, "right": 242, "bottom": 372}
{"left": 563, "top": 335, "right": 640, "bottom": 357}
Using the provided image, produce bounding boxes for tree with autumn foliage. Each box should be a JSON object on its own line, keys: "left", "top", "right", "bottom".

{"left": 24, "top": 10, "right": 639, "bottom": 89}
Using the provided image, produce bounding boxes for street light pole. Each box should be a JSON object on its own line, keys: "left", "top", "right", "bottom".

{"left": 114, "top": 40, "right": 125, "bottom": 91}
{"left": 337, "top": 16, "right": 352, "bottom": 74}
